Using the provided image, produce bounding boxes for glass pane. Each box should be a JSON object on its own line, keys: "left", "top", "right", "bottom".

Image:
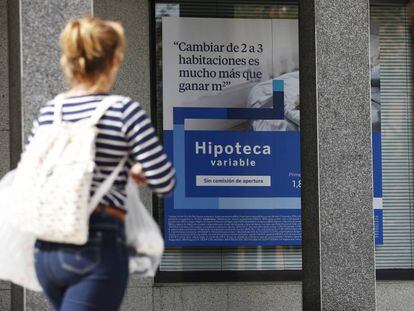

{"left": 155, "top": 1, "right": 302, "bottom": 272}
{"left": 371, "top": 5, "right": 414, "bottom": 269}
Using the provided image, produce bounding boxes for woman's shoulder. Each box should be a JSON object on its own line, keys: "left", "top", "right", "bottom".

{"left": 38, "top": 99, "right": 56, "bottom": 116}
{"left": 108, "top": 95, "right": 146, "bottom": 115}
{"left": 38, "top": 93, "right": 144, "bottom": 116}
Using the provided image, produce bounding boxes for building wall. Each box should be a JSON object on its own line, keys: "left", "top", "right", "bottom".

{"left": 20, "top": 0, "right": 92, "bottom": 139}
{"left": 23, "top": 281, "right": 414, "bottom": 311}
{"left": 0, "top": 0, "right": 412, "bottom": 310}
{"left": 0, "top": 0, "right": 11, "bottom": 309}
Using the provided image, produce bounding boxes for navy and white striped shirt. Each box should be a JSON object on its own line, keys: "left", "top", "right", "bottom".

{"left": 31, "top": 94, "right": 176, "bottom": 211}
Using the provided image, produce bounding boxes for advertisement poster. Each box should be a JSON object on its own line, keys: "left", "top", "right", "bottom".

{"left": 162, "top": 16, "right": 382, "bottom": 246}
{"left": 371, "top": 21, "right": 383, "bottom": 244}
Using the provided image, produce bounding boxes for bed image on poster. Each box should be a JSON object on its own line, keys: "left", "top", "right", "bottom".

{"left": 162, "top": 16, "right": 383, "bottom": 246}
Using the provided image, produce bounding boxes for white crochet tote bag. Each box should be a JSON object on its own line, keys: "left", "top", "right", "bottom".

{"left": 10, "top": 94, "right": 125, "bottom": 245}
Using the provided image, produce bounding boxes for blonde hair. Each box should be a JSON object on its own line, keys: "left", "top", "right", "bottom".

{"left": 60, "top": 17, "right": 125, "bottom": 85}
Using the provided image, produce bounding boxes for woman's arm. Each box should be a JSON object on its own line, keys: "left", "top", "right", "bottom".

{"left": 122, "top": 99, "right": 176, "bottom": 196}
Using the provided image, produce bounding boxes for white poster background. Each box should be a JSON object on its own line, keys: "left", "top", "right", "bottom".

{"left": 162, "top": 17, "right": 279, "bottom": 130}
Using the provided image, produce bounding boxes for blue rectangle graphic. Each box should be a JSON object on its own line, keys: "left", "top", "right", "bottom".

{"left": 185, "top": 131, "right": 301, "bottom": 198}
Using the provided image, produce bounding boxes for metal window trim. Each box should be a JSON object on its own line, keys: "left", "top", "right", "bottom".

{"left": 154, "top": 269, "right": 414, "bottom": 283}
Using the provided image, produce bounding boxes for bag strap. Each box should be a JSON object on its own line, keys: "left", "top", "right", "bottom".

{"left": 52, "top": 94, "right": 67, "bottom": 125}
{"left": 88, "top": 95, "right": 125, "bottom": 126}
{"left": 87, "top": 94, "right": 127, "bottom": 212}
{"left": 52, "top": 94, "right": 124, "bottom": 126}
{"left": 88, "top": 157, "right": 127, "bottom": 213}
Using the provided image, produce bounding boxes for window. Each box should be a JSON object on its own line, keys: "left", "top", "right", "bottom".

{"left": 371, "top": 4, "right": 414, "bottom": 270}
{"left": 151, "top": 0, "right": 413, "bottom": 281}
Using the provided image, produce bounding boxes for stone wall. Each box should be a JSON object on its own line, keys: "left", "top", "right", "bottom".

{"left": 0, "top": 0, "right": 11, "bottom": 308}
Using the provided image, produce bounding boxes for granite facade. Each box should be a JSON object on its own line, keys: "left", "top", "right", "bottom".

{"left": 377, "top": 281, "right": 414, "bottom": 311}
{"left": 20, "top": 0, "right": 92, "bottom": 139}
{"left": 3, "top": 0, "right": 412, "bottom": 310}
{"left": 0, "top": 0, "right": 9, "bottom": 131}
{"left": 25, "top": 291, "right": 53, "bottom": 311}
{"left": 18, "top": 282, "right": 414, "bottom": 311}
{"left": 0, "top": 290, "right": 11, "bottom": 311}
{"left": 0, "top": 0, "right": 11, "bottom": 305}
{"left": 0, "top": 0, "right": 10, "bottom": 175}
{"left": 0, "top": 131, "right": 10, "bottom": 177}
{"left": 300, "top": 0, "right": 376, "bottom": 309}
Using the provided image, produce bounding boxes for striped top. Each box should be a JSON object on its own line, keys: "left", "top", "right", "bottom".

{"left": 30, "top": 93, "right": 176, "bottom": 211}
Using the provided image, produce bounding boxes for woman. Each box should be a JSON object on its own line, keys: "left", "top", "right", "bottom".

{"left": 32, "top": 17, "right": 175, "bottom": 310}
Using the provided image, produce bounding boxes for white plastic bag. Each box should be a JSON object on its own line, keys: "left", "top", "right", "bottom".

{"left": 125, "top": 178, "right": 164, "bottom": 277}
{"left": 0, "top": 170, "right": 42, "bottom": 291}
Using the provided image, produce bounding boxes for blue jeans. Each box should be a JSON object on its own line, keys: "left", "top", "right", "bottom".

{"left": 34, "top": 213, "right": 129, "bottom": 311}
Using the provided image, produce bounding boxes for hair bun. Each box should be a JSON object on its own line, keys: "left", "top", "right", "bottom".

{"left": 77, "top": 57, "right": 86, "bottom": 73}
{"left": 60, "top": 17, "right": 125, "bottom": 82}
